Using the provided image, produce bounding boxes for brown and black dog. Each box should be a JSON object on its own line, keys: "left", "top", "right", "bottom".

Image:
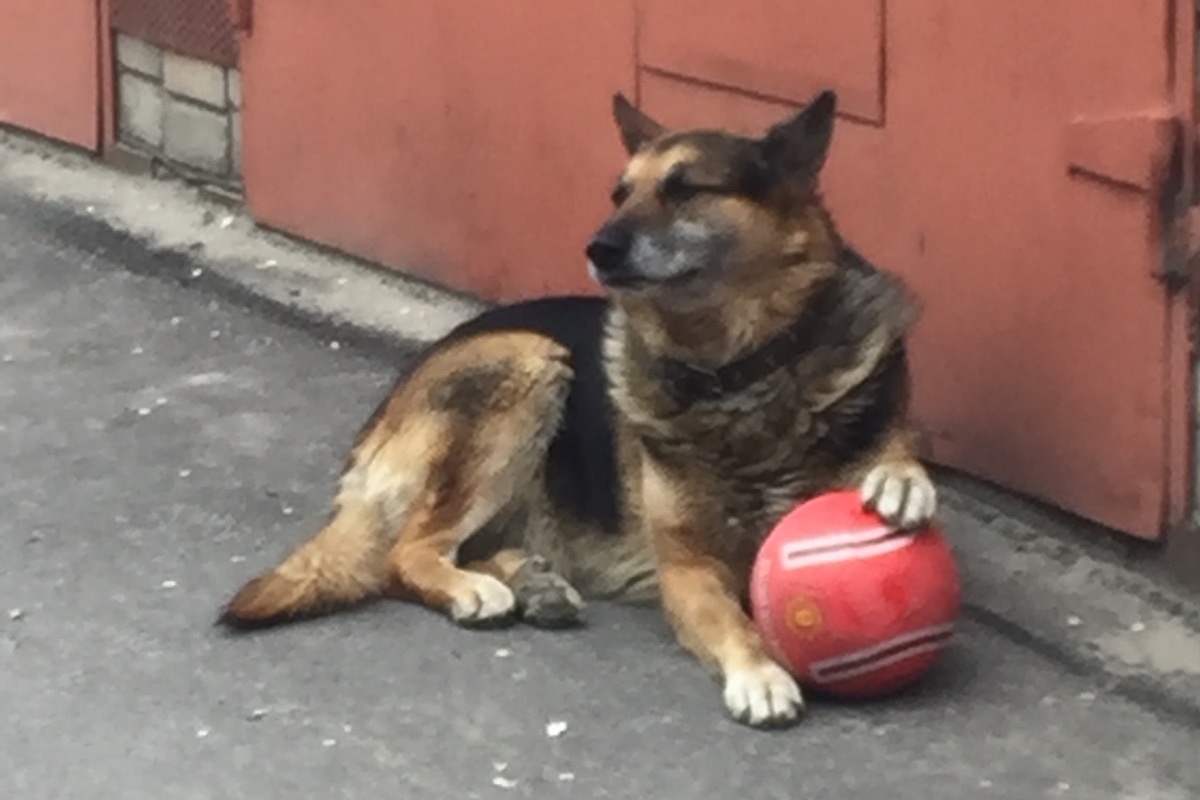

{"left": 219, "top": 89, "right": 935, "bottom": 728}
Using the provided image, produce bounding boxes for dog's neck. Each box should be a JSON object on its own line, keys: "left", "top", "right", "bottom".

{"left": 617, "top": 263, "right": 835, "bottom": 369}
{"left": 645, "top": 273, "right": 847, "bottom": 408}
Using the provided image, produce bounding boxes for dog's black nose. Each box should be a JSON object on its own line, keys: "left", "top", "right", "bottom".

{"left": 586, "top": 223, "right": 632, "bottom": 277}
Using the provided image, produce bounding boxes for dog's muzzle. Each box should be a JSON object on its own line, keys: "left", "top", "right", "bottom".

{"left": 586, "top": 222, "right": 636, "bottom": 287}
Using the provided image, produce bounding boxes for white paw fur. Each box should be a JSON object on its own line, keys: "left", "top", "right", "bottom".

{"left": 450, "top": 573, "right": 516, "bottom": 623}
{"left": 860, "top": 463, "right": 938, "bottom": 529}
{"left": 723, "top": 660, "right": 805, "bottom": 727}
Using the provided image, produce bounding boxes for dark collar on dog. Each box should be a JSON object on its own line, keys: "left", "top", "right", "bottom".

{"left": 657, "top": 277, "right": 842, "bottom": 408}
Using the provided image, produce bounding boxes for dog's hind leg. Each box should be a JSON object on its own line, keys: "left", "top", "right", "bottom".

{"left": 221, "top": 330, "right": 572, "bottom": 629}
{"left": 383, "top": 332, "right": 576, "bottom": 627}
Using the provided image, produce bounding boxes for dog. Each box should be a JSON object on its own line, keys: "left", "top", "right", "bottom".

{"left": 218, "top": 89, "right": 936, "bottom": 728}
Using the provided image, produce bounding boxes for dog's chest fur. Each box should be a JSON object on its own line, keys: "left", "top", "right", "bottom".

{"left": 605, "top": 255, "right": 917, "bottom": 541}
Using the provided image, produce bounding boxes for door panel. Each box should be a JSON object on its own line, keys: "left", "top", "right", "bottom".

{"left": 0, "top": 0, "right": 100, "bottom": 149}
{"left": 639, "top": 0, "right": 885, "bottom": 123}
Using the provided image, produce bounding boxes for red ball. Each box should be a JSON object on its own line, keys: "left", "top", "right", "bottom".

{"left": 749, "top": 489, "right": 961, "bottom": 699}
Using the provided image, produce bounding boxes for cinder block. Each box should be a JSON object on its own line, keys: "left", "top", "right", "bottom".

{"left": 118, "top": 72, "right": 164, "bottom": 148}
{"left": 163, "top": 51, "right": 227, "bottom": 108}
{"left": 231, "top": 111, "right": 243, "bottom": 177}
{"left": 164, "top": 98, "right": 230, "bottom": 175}
{"left": 116, "top": 34, "right": 163, "bottom": 79}
{"left": 227, "top": 69, "right": 242, "bottom": 109}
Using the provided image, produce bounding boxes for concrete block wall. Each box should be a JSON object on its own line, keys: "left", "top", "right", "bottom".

{"left": 116, "top": 33, "right": 242, "bottom": 186}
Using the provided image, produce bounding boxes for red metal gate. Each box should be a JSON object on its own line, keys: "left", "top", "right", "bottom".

{"left": 238, "top": 0, "right": 1194, "bottom": 541}
{"left": 0, "top": 0, "right": 101, "bottom": 149}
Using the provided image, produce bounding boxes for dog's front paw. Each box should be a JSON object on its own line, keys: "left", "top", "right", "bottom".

{"left": 860, "top": 462, "right": 937, "bottom": 529}
{"left": 723, "top": 660, "right": 804, "bottom": 728}
{"left": 512, "top": 556, "right": 585, "bottom": 629}
{"left": 450, "top": 573, "right": 517, "bottom": 627}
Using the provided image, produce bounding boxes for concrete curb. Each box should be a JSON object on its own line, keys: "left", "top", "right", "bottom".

{"left": 0, "top": 128, "right": 485, "bottom": 351}
{"left": 4, "top": 127, "right": 1200, "bottom": 729}
{"left": 938, "top": 478, "right": 1200, "bottom": 729}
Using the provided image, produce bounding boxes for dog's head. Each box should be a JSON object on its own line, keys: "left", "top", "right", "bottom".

{"left": 586, "top": 90, "right": 838, "bottom": 304}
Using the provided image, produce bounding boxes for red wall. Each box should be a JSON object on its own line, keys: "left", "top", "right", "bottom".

{"left": 640, "top": 1, "right": 1184, "bottom": 539}
{"left": 237, "top": 1, "right": 1189, "bottom": 540}
{"left": 0, "top": 0, "right": 100, "bottom": 150}
{"left": 241, "top": 0, "right": 636, "bottom": 300}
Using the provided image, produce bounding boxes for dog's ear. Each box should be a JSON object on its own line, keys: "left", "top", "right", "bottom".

{"left": 760, "top": 90, "right": 837, "bottom": 179}
{"left": 612, "top": 93, "right": 667, "bottom": 155}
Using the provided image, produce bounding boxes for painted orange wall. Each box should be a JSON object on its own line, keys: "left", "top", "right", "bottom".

{"left": 0, "top": 0, "right": 100, "bottom": 149}
{"left": 239, "top": 1, "right": 1188, "bottom": 540}
{"left": 241, "top": 0, "right": 636, "bottom": 300}
{"left": 641, "top": 1, "right": 1181, "bottom": 538}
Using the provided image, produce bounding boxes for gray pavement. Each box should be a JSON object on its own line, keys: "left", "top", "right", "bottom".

{"left": 2, "top": 138, "right": 1200, "bottom": 799}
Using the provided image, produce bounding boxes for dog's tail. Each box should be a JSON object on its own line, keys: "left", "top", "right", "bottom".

{"left": 218, "top": 497, "right": 391, "bottom": 630}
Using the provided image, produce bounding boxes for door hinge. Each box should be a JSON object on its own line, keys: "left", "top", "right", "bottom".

{"left": 1160, "top": 123, "right": 1197, "bottom": 294}
{"left": 1161, "top": 205, "right": 1198, "bottom": 293}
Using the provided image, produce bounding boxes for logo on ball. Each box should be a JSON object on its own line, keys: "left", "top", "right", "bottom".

{"left": 784, "top": 595, "right": 824, "bottom": 637}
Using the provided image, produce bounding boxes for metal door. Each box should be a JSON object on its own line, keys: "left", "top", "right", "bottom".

{"left": 638, "top": 0, "right": 1192, "bottom": 539}
{"left": 0, "top": 0, "right": 101, "bottom": 149}
{"left": 236, "top": 0, "right": 1194, "bottom": 540}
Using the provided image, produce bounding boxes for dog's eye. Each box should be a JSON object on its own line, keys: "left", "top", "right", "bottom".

{"left": 611, "top": 183, "right": 632, "bottom": 206}
{"left": 659, "top": 171, "right": 700, "bottom": 203}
